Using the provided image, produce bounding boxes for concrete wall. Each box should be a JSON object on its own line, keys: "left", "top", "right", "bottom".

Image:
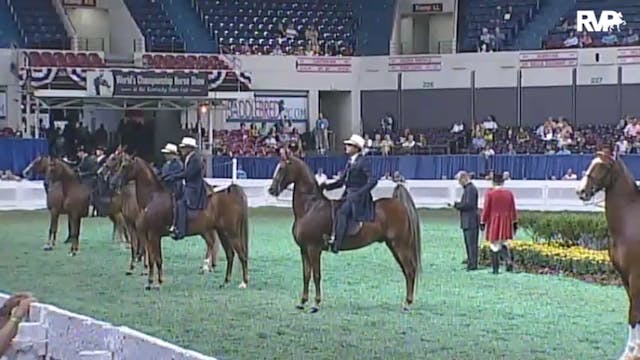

{"left": 103, "top": 0, "right": 144, "bottom": 56}
{"left": 0, "top": 292, "right": 216, "bottom": 360}
{"left": 68, "top": 7, "right": 111, "bottom": 51}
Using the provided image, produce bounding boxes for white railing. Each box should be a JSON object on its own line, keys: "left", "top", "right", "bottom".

{"left": 0, "top": 293, "right": 216, "bottom": 360}
{"left": 0, "top": 179, "right": 604, "bottom": 212}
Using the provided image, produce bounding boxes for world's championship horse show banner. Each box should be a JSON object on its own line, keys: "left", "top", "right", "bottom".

{"left": 86, "top": 70, "right": 209, "bottom": 97}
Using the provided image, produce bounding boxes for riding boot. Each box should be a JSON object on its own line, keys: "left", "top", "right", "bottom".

{"left": 502, "top": 244, "right": 514, "bottom": 272}
{"left": 490, "top": 251, "right": 500, "bottom": 274}
{"left": 331, "top": 213, "right": 348, "bottom": 254}
{"left": 172, "top": 200, "right": 186, "bottom": 240}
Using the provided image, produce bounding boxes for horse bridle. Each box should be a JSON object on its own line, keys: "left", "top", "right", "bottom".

{"left": 586, "top": 160, "right": 617, "bottom": 196}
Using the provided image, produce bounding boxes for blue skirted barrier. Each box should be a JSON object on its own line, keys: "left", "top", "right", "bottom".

{"left": 214, "top": 154, "right": 640, "bottom": 180}
{"left": 0, "top": 138, "right": 49, "bottom": 174}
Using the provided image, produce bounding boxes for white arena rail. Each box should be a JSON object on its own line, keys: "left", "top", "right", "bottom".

{"left": 0, "top": 179, "right": 605, "bottom": 212}
{"left": 0, "top": 293, "right": 216, "bottom": 360}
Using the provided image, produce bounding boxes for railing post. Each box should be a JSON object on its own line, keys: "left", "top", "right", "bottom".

{"left": 232, "top": 158, "right": 238, "bottom": 183}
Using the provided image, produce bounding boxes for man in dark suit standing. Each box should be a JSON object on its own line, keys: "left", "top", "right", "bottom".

{"left": 320, "top": 134, "right": 378, "bottom": 254}
{"left": 452, "top": 171, "right": 480, "bottom": 271}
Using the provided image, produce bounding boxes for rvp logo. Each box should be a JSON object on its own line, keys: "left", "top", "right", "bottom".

{"left": 576, "top": 10, "right": 626, "bottom": 32}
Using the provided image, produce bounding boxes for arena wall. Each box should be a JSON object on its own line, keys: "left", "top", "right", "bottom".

{"left": 0, "top": 292, "right": 217, "bottom": 360}
{"left": 0, "top": 179, "right": 604, "bottom": 212}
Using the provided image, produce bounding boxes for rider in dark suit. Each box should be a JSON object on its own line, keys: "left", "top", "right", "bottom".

{"left": 159, "top": 143, "right": 184, "bottom": 196}
{"left": 169, "top": 137, "right": 207, "bottom": 240}
{"left": 452, "top": 171, "right": 480, "bottom": 271}
{"left": 77, "top": 146, "right": 100, "bottom": 216}
{"left": 320, "top": 134, "right": 378, "bottom": 254}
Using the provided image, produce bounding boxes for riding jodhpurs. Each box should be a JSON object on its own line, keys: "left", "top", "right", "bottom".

{"left": 333, "top": 200, "right": 354, "bottom": 251}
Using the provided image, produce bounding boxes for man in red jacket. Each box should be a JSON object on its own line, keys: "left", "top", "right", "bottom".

{"left": 481, "top": 173, "right": 518, "bottom": 274}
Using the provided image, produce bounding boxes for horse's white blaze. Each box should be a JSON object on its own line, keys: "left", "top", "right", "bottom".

{"left": 272, "top": 163, "right": 281, "bottom": 178}
{"left": 577, "top": 156, "right": 603, "bottom": 194}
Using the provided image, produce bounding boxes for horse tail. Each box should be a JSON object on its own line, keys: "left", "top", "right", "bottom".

{"left": 392, "top": 183, "right": 422, "bottom": 277}
{"left": 227, "top": 184, "right": 249, "bottom": 254}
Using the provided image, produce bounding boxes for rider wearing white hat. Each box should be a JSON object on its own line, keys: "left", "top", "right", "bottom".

{"left": 320, "top": 133, "right": 377, "bottom": 253}
{"left": 160, "top": 143, "right": 184, "bottom": 202}
{"left": 168, "top": 137, "right": 207, "bottom": 239}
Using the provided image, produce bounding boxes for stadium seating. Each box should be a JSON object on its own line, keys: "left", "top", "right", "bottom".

{"left": 545, "top": 0, "right": 640, "bottom": 49}
{"left": 141, "top": 53, "right": 232, "bottom": 70}
{"left": 25, "top": 51, "right": 105, "bottom": 68}
{"left": 125, "top": 0, "right": 185, "bottom": 52}
{"left": 7, "top": 0, "right": 69, "bottom": 49}
{"left": 193, "top": 0, "right": 356, "bottom": 55}
{"left": 459, "top": 0, "right": 541, "bottom": 52}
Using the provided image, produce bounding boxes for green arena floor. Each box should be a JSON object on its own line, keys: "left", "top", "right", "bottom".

{"left": 0, "top": 208, "right": 628, "bottom": 359}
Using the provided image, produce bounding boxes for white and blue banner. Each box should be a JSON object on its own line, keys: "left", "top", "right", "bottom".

{"left": 226, "top": 94, "right": 308, "bottom": 123}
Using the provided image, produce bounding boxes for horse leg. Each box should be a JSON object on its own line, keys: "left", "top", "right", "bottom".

{"left": 296, "top": 247, "right": 311, "bottom": 310}
{"left": 386, "top": 241, "right": 417, "bottom": 312}
{"left": 232, "top": 236, "right": 249, "bottom": 289}
{"left": 200, "top": 231, "right": 217, "bottom": 274}
{"left": 623, "top": 273, "right": 640, "bottom": 359}
{"left": 308, "top": 248, "right": 322, "bottom": 313}
{"left": 217, "top": 233, "right": 235, "bottom": 288}
{"left": 145, "top": 234, "right": 156, "bottom": 290}
{"left": 68, "top": 215, "right": 82, "bottom": 256}
{"left": 45, "top": 211, "right": 60, "bottom": 251}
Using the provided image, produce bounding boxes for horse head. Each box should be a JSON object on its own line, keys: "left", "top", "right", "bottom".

{"left": 98, "top": 152, "right": 122, "bottom": 180}
{"left": 268, "top": 148, "right": 309, "bottom": 197}
{"left": 48, "top": 157, "right": 77, "bottom": 181}
{"left": 110, "top": 153, "right": 137, "bottom": 190}
{"left": 22, "top": 156, "right": 50, "bottom": 178}
{"left": 577, "top": 149, "right": 617, "bottom": 201}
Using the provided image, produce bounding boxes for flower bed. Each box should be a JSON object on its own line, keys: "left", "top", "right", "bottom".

{"left": 479, "top": 241, "right": 620, "bottom": 285}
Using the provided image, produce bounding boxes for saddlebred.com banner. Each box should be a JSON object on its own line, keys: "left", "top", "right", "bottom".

{"left": 86, "top": 70, "right": 209, "bottom": 97}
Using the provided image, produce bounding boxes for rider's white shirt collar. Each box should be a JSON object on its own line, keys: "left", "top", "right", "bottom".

{"left": 350, "top": 153, "right": 359, "bottom": 164}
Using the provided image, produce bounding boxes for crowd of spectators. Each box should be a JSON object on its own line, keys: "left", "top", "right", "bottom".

{"left": 475, "top": 5, "right": 515, "bottom": 52}
{"left": 548, "top": 17, "right": 640, "bottom": 49}
{"left": 211, "top": 121, "right": 305, "bottom": 157}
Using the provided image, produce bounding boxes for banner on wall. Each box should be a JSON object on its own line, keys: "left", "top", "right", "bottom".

{"left": 519, "top": 51, "right": 578, "bottom": 68}
{"left": 86, "top": 70, "right": 209, "bottom": 98}
{"left": 226, "top": 94, "right": 308, "bottom": 122}
{"left": 295, "top": 57, "right": 352, "bottom": 73}
{"left": 63, "top": 0, "right": 96, "bottom": 6}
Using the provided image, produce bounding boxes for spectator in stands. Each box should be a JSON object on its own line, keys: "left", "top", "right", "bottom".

{"left": 478, "top": 28, "right": 494, "bottom": 52}
{"left": 503, "top": 172, "right": 511, "bottom": 181}
{"left": 451, "top": 121, "right": 464, "bottom": 134}
{"left": 494, "top": 27, "right": 505, "bottom": 51}
{"left": 506, "top": 143, "right": 516, "bottom": 155}
{"left": 401, "top": 134, "right": 416, "bottom": 153}
{"left": 314, "top": 113, "right": 329, "bottom": 155}
{"left": 562, "top": 168, "right": 577, "bottom": 180}
{"left": 482, "top": 144, "right": 495, "bottom": 158}
{"left": 516, "top": 127, "right": 530, "bottom": 144}
{"left": 579, "top": 31, "right": 593, "bottom": 47}
{"left": 563, "top": 31, "right": 579, "bottom": 48}
{"left": 482, "top": 116, "right": 498, "bottom": 131}
{"left": 556, "top": 146, "right": 571, "bottom": 155}
{"left": 616, "top": 136, "right": 630, "bottom": 155}
{"left": 392, "top": 171, "right": 406, "bottom": 183}
{"left": 305, "top": 25, "right": 319, "bottom": 49}
{"left": 503, "top": 6, "right": 513, "bottom": 22}
{"left": 0, "top": 293, "right": 34, "bottom": 356}
{"left": 380, "top": 134, "right": 393, "bottom": 155}
{"left": 381, "top": 113, "right": 394, "bottom": 134}
{"left": 236, "top": 165, "right": 247, "bottom": 180}
{"left": 601, "top": 30, "right": 619, "bottom": 46}
{"left": 623, "top": 28, "right": 640, "bottom": 46}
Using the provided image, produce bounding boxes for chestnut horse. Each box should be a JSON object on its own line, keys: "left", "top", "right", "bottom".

{"left": 24, "top": 156, "right": 128, "bottom": 250}
{"left": 112, "top": 154, "right": 249, "bottom": 290}
{"left": 268, "top": 151, "right": 422, "bottom": 312}
{"left": 98, "top": 152, "right": 147, "bottom": 275}
{"left": 577, "top": 150, "right": 640, "bottom": 360}
{"left": 22, "top": 156, "right": 92, "bottom": 255}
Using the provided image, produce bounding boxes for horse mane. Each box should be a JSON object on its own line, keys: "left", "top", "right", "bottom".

{"left": 50, "top": 157, "right": 80, "bottom": 181}
{"left": 289, "top": 155, "right": 328, "bottom": 201}
{"left": 615, "top": 157, "right": 640, "bottom": 195}
{"left": 133, "top": 156, "right": 165, "bottom": 191}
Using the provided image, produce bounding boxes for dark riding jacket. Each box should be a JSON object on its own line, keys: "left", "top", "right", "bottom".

{"left": 77, "top": 155, "right": 98, "bottom": 183}
{"left": 174, "top": 151, "right": 207, "bottom": 210}
{"left": 324, "top": 154, "right": 377, "bottom": 221}
{"left": 161, "top": 158, "right": 184, "bottom": 197}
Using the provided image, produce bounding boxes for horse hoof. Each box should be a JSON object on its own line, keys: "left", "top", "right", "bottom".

{"left": 219, "top": 282, "right": 229, "bottom": 289}
{"left": 144, "top": 285, "right": 151, "bottom": 291}
{"left": 68, "top": 252, "right": 76, "bottom": 257}
{"left": 42, "top": 244, "right": 53, "bottom": 251}
{"left": 402, "top": 303, "right": 411, "bottom": 312}
{"left": 295, "top": 303, "right": 306, "bottom": 310}
{"left": 238, "top": 282, "right": 247, "bottom": 289}
{"left": 152, "top": 284, "right": 160, "bottom": 290}
{"left": 125, "top": 271, "right": 133, "bottom": 276}
{"left": 309, "top": 305, "right": 319, "bottom": 314}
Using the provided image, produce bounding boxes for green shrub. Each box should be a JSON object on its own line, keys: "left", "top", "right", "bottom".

{"left": 518, "top": 212, "right": 609, "bottom": 250}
